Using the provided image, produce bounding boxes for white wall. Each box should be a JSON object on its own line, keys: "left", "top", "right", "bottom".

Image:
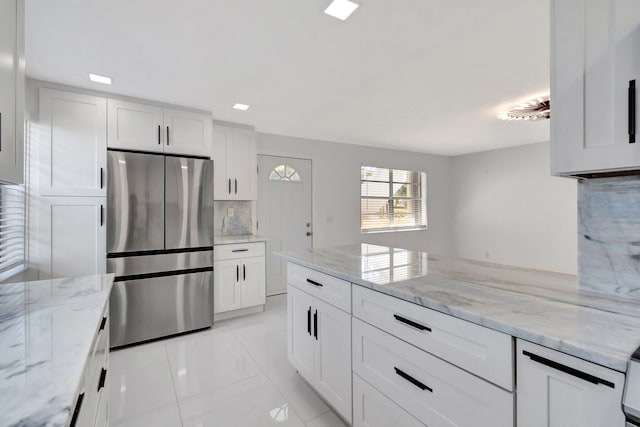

{"left": 256, "top": 133, "right": 452, "bottom": 254}
{"left": 451, "top": 141, "right": 577, "bottom": 274}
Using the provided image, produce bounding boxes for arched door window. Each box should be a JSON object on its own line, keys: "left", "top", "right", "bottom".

{"left": 269, "top": 164, "right": 301, "bottom": 182}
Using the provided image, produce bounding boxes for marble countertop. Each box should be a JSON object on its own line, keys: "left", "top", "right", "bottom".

{"left": 215, "top": 235, "right": 266, "bottom": 245}
{"left": 277, "top": 244, "right": 640, "bottom": 373}
{"left": 0, "top": 274, "right": 114, "bottom": 427}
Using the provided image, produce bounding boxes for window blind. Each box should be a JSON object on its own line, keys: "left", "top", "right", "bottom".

{"left": 0, "top": 184, "right": 25, "bottom": 274}
{"left": 361, "top": 166, "right": 427, "bottom": 233}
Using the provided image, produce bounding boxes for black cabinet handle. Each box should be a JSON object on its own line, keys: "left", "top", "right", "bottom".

{"left": 393, "top": 314, "right": 432, "bottom": 332}
{"left": 97, "top": 367, "right": 107, "bottom": 392}
{"left": 70, "top": 392, "right": 84, "bottom": 427}
{"left": 307, "top": 307, "right": 311, "bottom": 336}
{"left": 394, "top": 367, "right": 432, "bottom": 392}
{"left": 235, "top": 179, "right": 238, "bottom": 194}
{"left": 522, "top": 350, "right": 615, "bottom": 388}
{"left": 228, "top": 178, "right": 231, "bottom": 194}
{"left": 306, "top": 279, "right": 323, "bottom": 287}
{"left": 100, "top": 205, "right": 104, "bottom": 226}
{"left": 313, "top": 310, "right": 318, "bottom": 340}
{"left": 236, "top": 265, "right": 239, "bottom": 282}
{"left": 157, "top": 125, "right": 161, "bottom": 144}
{"left": 232, "top": 249, "right": 249, "bottom": 253}
{"left": 100, "top": 167, "right": 104, "bottom": 189}
{"left": 630, "top": 80, "right": 636, "bottom": 144}
{"left": 166, "top": 126, "right": 170, "bottom": 145}
{"left": 99, "top": 316, "right": 107, "bottom": 331}
{"left": 243, "top": 264, "right": 246, "bottom": 281}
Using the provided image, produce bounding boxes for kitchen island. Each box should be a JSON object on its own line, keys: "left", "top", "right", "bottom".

{"left": 0, "top": 274, "right": 113, "bottom": 427}
{"left": 278, "top": 243, "right": 640, "bottom": 427}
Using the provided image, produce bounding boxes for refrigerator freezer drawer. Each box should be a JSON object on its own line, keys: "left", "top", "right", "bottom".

{"left": 109, "top": 270, "right": 213, "bottom": 348}
{"left": 107, "top": 249, "right": 213, "bottom": 277}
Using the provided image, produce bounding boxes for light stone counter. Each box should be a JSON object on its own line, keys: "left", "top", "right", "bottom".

{"left": 215, "top": 235, "right": 266, "bottom": 245}
{"left": 0, "top": 274, "right": 114, "bottom": 427}
{"left": 277, "top": 244, "right": 640, "bottom": 373}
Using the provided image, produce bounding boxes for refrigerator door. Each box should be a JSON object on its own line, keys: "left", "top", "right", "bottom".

{"left": 165, "top": 156, "right": 214, "bottom": 249}
{"left": 107, "top": 151, "right": 165, "bottom": 253}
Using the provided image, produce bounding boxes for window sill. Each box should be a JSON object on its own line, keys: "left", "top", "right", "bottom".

{"left": 0, "top": 263, "right": 27, "bottom": 284}
{"left": 361, "top": 227, "right": 428, "bottom": 235}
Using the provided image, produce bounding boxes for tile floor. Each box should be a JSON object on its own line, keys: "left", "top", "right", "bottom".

{"left": 109, "top": 295, "right": 348, "bottom": 427}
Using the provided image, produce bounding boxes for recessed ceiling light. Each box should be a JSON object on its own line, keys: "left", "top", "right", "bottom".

{"left": 89, "top": 73, "right": 112, "bottom": 85}
{"left": 233, "top": 103, "right": 250, "bottom": 111}
{"left": 324, "top": 0, "right": 359, "bottom": 21}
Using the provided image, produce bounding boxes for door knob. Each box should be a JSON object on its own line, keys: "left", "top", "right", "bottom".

{"left": 306, "top": 232, "right": 313, "bottom": 236}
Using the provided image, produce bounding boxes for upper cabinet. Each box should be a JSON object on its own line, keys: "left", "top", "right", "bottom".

{"left": 551, "top": 0, "right": 640, "bottom": 176}
{"left": 0, "top": 0, "right": 24, "bottom": 184}
{"left": 212, "top": 124, "right": 257, "bottom": 200}
{"left": 39, "top": 89, "right": 107, "bottom": 197}
{"left": 107, "top": 99, "right": 212, "bottom": 157}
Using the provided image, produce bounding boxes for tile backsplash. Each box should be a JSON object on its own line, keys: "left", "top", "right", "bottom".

{"left": 578, "top": 175, "right": 640, "bottom": 299}
{"left": 214, "top": 201, "right": 254, "bottom": 236}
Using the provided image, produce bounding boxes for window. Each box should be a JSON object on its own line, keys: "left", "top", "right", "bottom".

{"left": 0, "top": 184, "right": 26, "bottom": 277}
{"left": 269, "top": 164, "right": 301, "bottom": 182}
{"left": 361, "top": 166, "right": 427, "bottom": 233}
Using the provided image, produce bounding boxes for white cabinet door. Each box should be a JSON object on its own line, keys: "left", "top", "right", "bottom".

{"left": 211, "top": 124, "right": 257, "bottom": 200}
{"left": 517, "top": 340, "right": 625, "bottom": 427}
{"left": 287, "top": 284, "right": 315, "bottom": 383}
{"left": 39, "top": 197, "right": 106, "bottom": 279}
{"left": 39, "top": 89, "right": 107, "bottom": 196}
{"left": 551, "top": 0, "right": 640, "bottom": 175}
{"left": 214, "top": 258, "right": 240, "bottom": 313}
{"left": 313, "top": 298, "right": 352, "bottom": 422}
{"left": 239, "top": 256, "right": 266, "bottom": 308}
{"left": 163, "top": 108, "right": 212, "bottom": 157}
{"left": 0, "top": 0, "right": 24, "bottom": 184}
{"left": 107, "top": 99, "right": 164, "bottom": 153}
{"left": 212, "top": 124, "right": 232, "bottom": 199}
{"left": 353, "top": 374, "right": 424, "bottom": 427}
{"left": 230, "top": 127, "right": 257, "bottom": 200}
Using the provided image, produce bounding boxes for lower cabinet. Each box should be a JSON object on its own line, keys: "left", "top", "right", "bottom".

{"left": 71, "top": 304, "right": 109, "bottom": 427}
{"left": 213, "top": 243, "right": 266, "bottom": 314}
{"left": 516, "top": 339, "right": 625, "bottom": 427}
{"left": 287, "top": 284, "right": 352, "bottom": 422}
{"left": 353, "top": 374, "right": 423, "bottom": 427}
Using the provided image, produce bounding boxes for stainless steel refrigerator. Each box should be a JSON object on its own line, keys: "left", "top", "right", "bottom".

{"left": 106, "top": 149, "right": 214, "bottom": 348}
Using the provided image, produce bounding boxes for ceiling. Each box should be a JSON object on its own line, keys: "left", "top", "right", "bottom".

{"left": 25, "top": 0, "right": 550, "bottom": 156}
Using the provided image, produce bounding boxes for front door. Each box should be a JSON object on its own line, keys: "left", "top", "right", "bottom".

{"left": 257, "top": 155, "right": 312, "bottom": 296}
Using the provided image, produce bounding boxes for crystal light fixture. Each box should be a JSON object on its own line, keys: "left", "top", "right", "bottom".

{"left": 497, "top": 95, "right": 550, "bottom": 121}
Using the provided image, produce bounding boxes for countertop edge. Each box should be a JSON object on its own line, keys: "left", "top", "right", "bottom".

{"left": 277, "top": 253, "right": 628, "bottom": 373}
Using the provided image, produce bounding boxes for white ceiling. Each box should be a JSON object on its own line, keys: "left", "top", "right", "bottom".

{"left": 25, "top": 0, "right": 550, "bottom": 156}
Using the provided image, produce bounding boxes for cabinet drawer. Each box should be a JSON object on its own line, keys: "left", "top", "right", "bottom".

{"left": 214, "top": 242, "right": 264, "bottom": 260}
{"left": 287, "top": 263, "right": 350, "bottom": 313}
{"left": 352, "top": 285, "right": 513, "bottom": 390}
{"left": 353, "top": 374, "right": 423, "bottom": 427}
{"left": 352, "top": 318, "right": 513, "bottom": 427}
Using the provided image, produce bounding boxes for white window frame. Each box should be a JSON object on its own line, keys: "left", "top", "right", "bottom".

{"left": 360, "top": 165, "right": 428, "bottom": 234}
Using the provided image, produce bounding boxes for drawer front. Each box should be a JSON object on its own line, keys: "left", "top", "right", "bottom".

{"left": 287, "top": 263, "right": 350, "bottom": 313}
{"left": 352, "top": 285, "right": 513, "bottom": 390}
{"left": 214, "top": 242, "right": 265, "bottom": 260}
{"left": 353, "top": 374, "right": 424, "bottom": 427}
{"left": 352, "top": 318, "right": 514, "bottom": 427}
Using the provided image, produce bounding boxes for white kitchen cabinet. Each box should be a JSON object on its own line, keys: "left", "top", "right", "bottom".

{"left": 107, "top": 99, "right": 164, "bottom": 153}
{"left": 108, "top": 99, "right": 211, "bottom": 157}
{"left": 517, "top": 339, "right": 625, "bottom": 427}
{"left": 353, "top": 374, "right": 424, "bottom": 427}
{"left": 39, "top": 89, "right": 107, "bottom": 197}
{"left": 213, "top": 242, "right": 266, "bottom": 314}
{"left": 551, "top": 0, "right": 640, "bottom": 175}
{"left": 0, "top": 0, "right": 24, "bottom": 184}
{"left": 286, "top": 283, "right": 352, "bottom": 423}
{"left": 212, "top": 124, "right": 257, "bottom": 200}
{"left": 38, "top": 197, "right": 106, "bottom": 279}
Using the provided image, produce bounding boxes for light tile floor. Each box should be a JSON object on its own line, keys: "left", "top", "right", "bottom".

{"left": 109, "top": 295, "right": 348, "bottom": 427}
